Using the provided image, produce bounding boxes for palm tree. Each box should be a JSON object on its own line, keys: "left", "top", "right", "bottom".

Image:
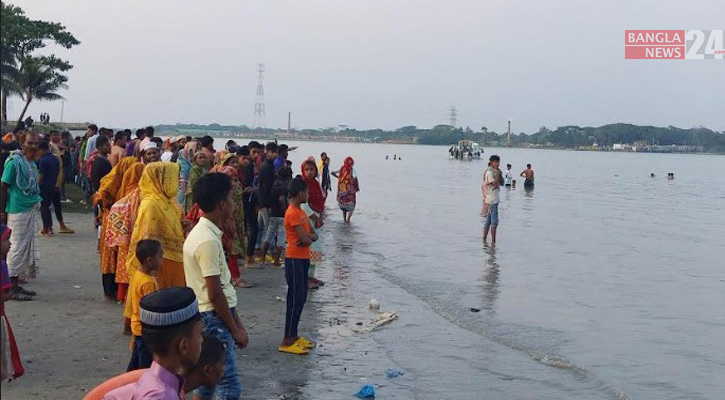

{"left": 14, "top": 55, "right": 70, "bottom": 124}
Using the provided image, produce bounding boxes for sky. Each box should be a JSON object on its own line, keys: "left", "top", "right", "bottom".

{"left": 7, "top": 0, "right": 725, "bottom": 133}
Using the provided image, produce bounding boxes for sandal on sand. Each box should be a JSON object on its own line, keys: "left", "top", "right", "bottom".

{"left": 38, "top": 230, "right": 53, "bottom": 237}
{"left": 59, "top": 227, "right": 75, "bottom": 234}
{"left": 11, "top": 292, "right": 33, "bottom": 301}
{"left": 16, "top": 286, "right": 36, "bottom": 296}
{"left": 233, "top": 279, "right": 253, "bottom": 288}
{"left": 278, "top": 343, "right": 309, "bottom": 355}
{"left": 308, "top": 282, "right": 320, "bottom": 290}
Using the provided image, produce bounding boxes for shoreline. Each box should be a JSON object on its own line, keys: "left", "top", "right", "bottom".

{"left": 1, "top": 213, "right": 323, "bottom": 400}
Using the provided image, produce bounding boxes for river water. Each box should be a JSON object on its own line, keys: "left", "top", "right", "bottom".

{"left": 220, "top": 139, "right": 723, "bottom": 400}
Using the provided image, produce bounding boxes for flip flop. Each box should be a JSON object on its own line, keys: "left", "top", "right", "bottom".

{"left": 233, "top": 279, "right": 254, "bottom": 288}
{"left": 278, "top": 343, "right": 309, "bottom": 355}
{"left": 16, "top": 286, "right": 36, "bottom": 296}
{"left": 295, "top": 337, "right": 316, "bottom": 349}
{"left": 59, "top": 227, "right": 75, "bottom": 234}
{"left": 11, "top": 292, "right": 33, "bottom": 301}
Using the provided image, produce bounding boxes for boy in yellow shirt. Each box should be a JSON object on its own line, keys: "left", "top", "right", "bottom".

{"left": 126, "top": 239, "right": 162, "bottom": 371}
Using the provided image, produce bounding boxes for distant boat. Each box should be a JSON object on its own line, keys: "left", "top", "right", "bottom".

{"left": 449, "top": 140, "right": 482, "bottom": 160}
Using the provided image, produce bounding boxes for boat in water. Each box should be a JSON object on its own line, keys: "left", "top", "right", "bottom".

{"left": 449, "top": 140, "right": 482, "bottom": 160}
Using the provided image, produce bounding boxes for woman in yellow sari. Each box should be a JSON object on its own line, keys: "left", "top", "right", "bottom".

{"left": 93, "top": 156, "right": 137, "bottom": 299}
{"left": 125, "top": 162, "right": 186, "bottom": 290}
{"left": 107, "top": 161, "right": 146, "bottom": 305}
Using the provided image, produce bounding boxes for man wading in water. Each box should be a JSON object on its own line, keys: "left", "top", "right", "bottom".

{"left": 483, "top": 155, "right": 502, "bottom": 246}
{"left": 520, "top": 163, "right": 534, "bottom": 188}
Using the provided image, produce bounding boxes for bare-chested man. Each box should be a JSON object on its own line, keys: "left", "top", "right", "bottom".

{"left": 109, "top": 131, "right": 128, "bottom": 167}
{"left": 520, "top": 164, "right": 535, "bottom": 188}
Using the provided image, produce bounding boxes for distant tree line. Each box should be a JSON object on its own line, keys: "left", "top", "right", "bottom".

{"left": 156, "top": 122, "right": 725, "bottom": 152}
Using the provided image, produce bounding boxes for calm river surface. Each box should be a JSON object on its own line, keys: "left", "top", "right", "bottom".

{"left": 222, "top": 139, "right": 724, "bottom": 400}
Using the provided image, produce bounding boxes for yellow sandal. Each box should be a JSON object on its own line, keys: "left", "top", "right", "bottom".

{"left": 278, "top": 343, "right": 309, "bottom": 355}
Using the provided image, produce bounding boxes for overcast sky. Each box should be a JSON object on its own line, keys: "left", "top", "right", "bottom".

{"left": 7, "top": 0, "right": 724, "bottom": 133}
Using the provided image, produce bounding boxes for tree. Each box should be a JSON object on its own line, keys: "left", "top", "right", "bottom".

{"left": 14, "top": 55, "right": 70, "bottom": 123}
{"left": 0, "top": 2, "right": 79, "bottom": 123}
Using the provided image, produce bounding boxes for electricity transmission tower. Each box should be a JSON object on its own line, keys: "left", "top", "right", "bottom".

{"left": 253, "top": 63, "right": 266, "bottom": 134}
{"left": 448, "top": 106, "right": 458, "bottom": 127}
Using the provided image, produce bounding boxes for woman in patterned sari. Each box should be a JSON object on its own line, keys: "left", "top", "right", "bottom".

{"left": 331, "top": 156, "right": 360, "bottom": 223}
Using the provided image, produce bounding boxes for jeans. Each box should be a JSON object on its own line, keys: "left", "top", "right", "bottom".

{"left": 484, "top": 203, "right": 499, "bottom": 228}
{"left": 244, "top": 201, "right": 258, "bottom": 258}
{"left": 284, "top": 258, "right": 310, "bottom": 338}
{"left": 256, "top": 208, "right": 270, "bottom": 249}
{"left": 40, "top": 185, "right": 63, "bottom": 229}
{"left": 127, "top": 335, "right": 153, "bottom": 371}
{"left": 196, "top": 309, "right": 242, "bottom": 400}
{"left": 264, "top": 217, "right": 286, "bottom": 247}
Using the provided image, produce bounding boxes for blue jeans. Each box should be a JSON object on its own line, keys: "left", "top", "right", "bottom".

{"left": 126, "top": 335, "right": 153, "bottom": 371}
{"left": 195, "top": 309, "right": 241, "bottom": 400}
{"left": 484, "top": 203, "right": 499, "bottom": 228}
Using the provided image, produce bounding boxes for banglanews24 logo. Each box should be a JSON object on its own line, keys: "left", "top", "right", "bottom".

{"left": 625, "top": 30, "right": 724, "bottom": 59}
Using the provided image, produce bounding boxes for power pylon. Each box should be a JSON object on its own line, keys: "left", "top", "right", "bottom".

{"left": 253, "top": 63, "right": 266, "bottom": 133}
{"left": 448, "top": 106, "right": 458, "bottom": 127}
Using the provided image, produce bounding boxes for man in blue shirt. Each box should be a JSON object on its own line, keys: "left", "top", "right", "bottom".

{"left": 37, "top": 140, "right": 72, "bottom": 236}
{"left": 274, "top": 144, "right": 288, "bottom": 172}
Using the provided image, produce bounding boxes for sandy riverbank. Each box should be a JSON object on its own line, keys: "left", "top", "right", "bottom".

{"left": 1, "top": 213, "right": 326, "bottom": 400}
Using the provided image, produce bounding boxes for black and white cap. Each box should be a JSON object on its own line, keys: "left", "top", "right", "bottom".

{"left": 140, "top": 287, "right": 199, "bottom": 328}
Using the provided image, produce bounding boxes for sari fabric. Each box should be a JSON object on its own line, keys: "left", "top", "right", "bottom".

{"left": 176, "top": 140, "right": 199, "bottom": 207}
{"left": 337, "top": 156, "right": 358, "bottom": 211}
{"left": 302, "top": 158, "right": 325, "bottom": 214}
{"left": 126, "top": 162, "right": 185, "bottom": 288}
{"left": 220, "top": 166, "right": 245, "bottom": 256}
{"left": 94, "top": 157, "right": 137, "bottom": 209}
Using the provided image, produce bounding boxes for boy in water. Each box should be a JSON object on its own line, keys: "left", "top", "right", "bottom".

{"left": 503, "top": 164, "right": 513, "bottom": 188}
{"left": 127, "top": 239, "right": 163, "bottom": 371}
{"left": 483, "top": 155, "right": 502, "bottom": 246}
{"left": 279, "top": 176, "right": 318, "bottom": 355}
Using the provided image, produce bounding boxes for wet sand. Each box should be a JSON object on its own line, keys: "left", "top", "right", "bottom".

{"left": 1, "top": 213, "right": 320, "bottom": 400}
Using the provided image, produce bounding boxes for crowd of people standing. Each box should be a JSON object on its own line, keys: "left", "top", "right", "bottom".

{"left": 1, "top": 123, "right": 362, "bottom": 399}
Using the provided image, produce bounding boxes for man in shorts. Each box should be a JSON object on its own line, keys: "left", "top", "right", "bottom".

{"left": 483, "top": 155, "right": 501, "bottom": 246}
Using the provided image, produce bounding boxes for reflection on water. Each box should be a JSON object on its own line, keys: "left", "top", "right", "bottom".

{"left": 218, "top": 139, "right": 725, "bottom": 400}
{"left": 480, "top": 245, "right": 500, "bottom": 315}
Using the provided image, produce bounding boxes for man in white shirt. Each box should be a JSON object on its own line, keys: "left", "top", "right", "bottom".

{"left": 184, "top": 173, "right": 248, "bottom": 399}
{"left": 503, "top": 163, "right": 513, "bottom": 188}
{"left": 83, "top": 124, "right": 99, "bottom": 161}
{"left": 483, "top": 155, "right": 502, "bottom": 246}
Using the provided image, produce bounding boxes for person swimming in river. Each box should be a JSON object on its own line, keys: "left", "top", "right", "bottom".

{"left": 520, "top": 164, "right": 534, "bottom": 188}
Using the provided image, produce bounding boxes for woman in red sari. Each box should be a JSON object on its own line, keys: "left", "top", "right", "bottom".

{"left": 331, "top": 156, "right": 360, "bottom": 223}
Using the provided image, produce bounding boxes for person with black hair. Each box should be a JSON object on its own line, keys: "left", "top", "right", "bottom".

{"left": 199, "top": 136, "right": 215, "bottom": 170}
{"left": 127, "top": 129, "right": 145, "bottom": 157}
{"left": 90, "top": 136, "right": 113, "bottom": 195}
{"left": 84, "top": 124, "right": 100, "bottom": 162}
{"left": 483, "top": 155, "right": 502, "bottom": 246}
{"left": 184, "top": 173, "right": 248, "bottom": 399}
{"left": 126, "top": 239, "right": 162, "bottom": 371}
{"left": 274, "top": 144, "right": 289, "bottom": 171}
{"left": 37, "top": 140, "right": 72, "bottom": 236}
{"left": 520, "top": 163, "right": 535, "bottom": 188}
{"left": 255, "top": 142, "right": 278, "bottom": 257}
{"left": 260, "top": 166, "right": 292, "bottom": 266}
{"left": 279, "top": 175, "right": 318, "bottom": 355}
{"left": 109, "top": 131, "right": 128, "bottom": 167}
{"left": 144, "top": 126, "right": 155, "bottom": 138}
{"left": 123, "top": 287, "right": 203, "bottom": 399}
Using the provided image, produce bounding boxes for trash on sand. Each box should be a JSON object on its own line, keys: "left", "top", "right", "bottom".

{"left": 470, "top": 307, "right": 481, "bottom": 313}
{"left": 369, "top": 299, "right": 380, "bottom": 310}
{"left": 356, "top": 322, "right": 363, "bottom": 326}
{"left": 386, "top": 369, "right": 404, "bottom": 378}
{"left": 73, "top": 285, "right": 81, "bottom": 289}
{"left": 354, "top": 384, "right": 376, "bottom": 398}
{"left": 352, "top": 311, "right": 398, "bottom": 333}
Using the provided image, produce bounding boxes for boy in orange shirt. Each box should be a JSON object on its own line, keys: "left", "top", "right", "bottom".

{"left": 279, "top": 176, "right": 318, "bottom": 355}
{"left": 127, "top": 239, "right": 162, "bottom": 371}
